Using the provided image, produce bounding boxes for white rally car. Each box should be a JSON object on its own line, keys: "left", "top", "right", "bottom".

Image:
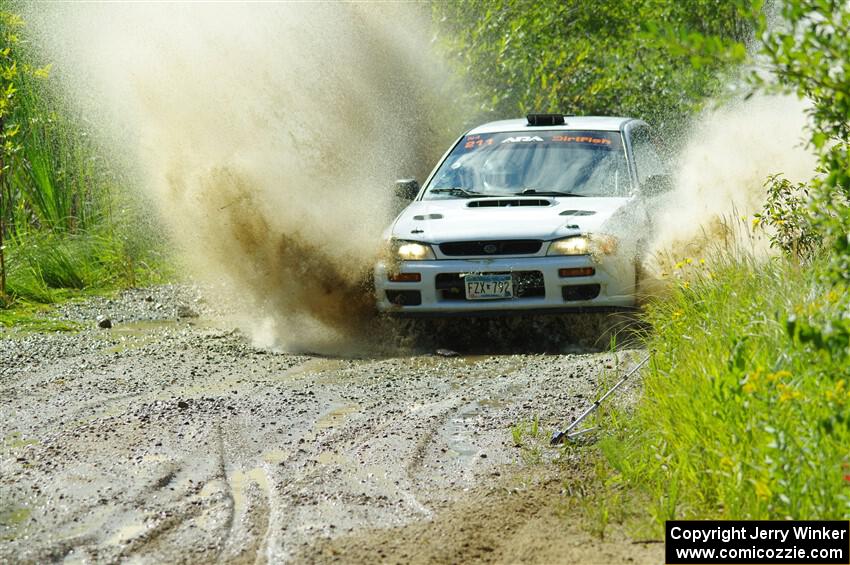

{"left": 374, "top": 114, "right": 668, "bottom": 316}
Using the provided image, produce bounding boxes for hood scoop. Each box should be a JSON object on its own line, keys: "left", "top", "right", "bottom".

{"left": 467, "top": 198, "right": 551, "bottom": 208}
{"left": 559, "top": 209, "right": 596, "bottom": 216}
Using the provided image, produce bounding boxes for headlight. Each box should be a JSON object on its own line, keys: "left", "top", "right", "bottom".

{"left": 548, "top": 236, "right": 590, "bottom": 255}
{"left": 393, "top": 240, "right": 435, "bottom": 261}
{"left": 547, "top": 234, "right": 618, "bottom": 256}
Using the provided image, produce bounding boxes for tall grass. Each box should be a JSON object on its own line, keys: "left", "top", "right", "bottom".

{"left": 0, "top": 15, "right": 171, "bottom": 307}
{"left": 600, "top": 253, "right": 850, "bottom": 529}
{"left": 5, "top": 227, "right": 171, "bottom": 304}
{"left": 14, "top": 77, "right": 90, "bottom": 233}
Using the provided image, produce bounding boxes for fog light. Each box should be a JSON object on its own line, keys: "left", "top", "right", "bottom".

{"left": 559, "top": 267, "right": 595, "bottom": 277}
{"left": 562, "top": 284, "right": 601, "bottom": 301}
{"left": 388, "top": 272, "right": 421, "bottom": 282}
{"left": 386, "top": 290, "right": 422, "bottom": 306}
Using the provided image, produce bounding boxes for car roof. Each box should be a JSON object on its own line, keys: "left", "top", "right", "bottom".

{"left": 467, "top": 116, "right": 635, "bottom": 135}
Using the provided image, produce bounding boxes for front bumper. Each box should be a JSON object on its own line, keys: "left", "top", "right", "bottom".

{"left": 374, "top": 255, "right": 636, "bottom": 317}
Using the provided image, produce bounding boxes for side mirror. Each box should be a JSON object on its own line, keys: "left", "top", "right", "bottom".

{"left": 395, "top": 178, "right": 420, "bottom": 201}
{"left": 641, "top": 174, "right": 674, "bottom": 197}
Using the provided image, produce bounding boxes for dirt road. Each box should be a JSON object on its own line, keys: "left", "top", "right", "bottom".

{"left": 0, "top": 286, "right": 661, "bottom": 564}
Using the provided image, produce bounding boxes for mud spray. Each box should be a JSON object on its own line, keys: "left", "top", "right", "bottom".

{"left": 645, "top": 95, "right": 816, "bottom": 274}
{"left": 27, "top": 5, "right": 815, "bottom": 353}
{"left": 26, "top": 3, "right": 461, "bottom": 354}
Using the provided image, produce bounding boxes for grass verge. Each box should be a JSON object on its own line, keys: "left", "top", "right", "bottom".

{"left": 2, "top": 228, "right": 174, "bottom": 308}
{"left": 0, "top": 303, "right": 80, "bottom": 333}
{"left": 596, "top": 254, "right": 850, "bottom": 534}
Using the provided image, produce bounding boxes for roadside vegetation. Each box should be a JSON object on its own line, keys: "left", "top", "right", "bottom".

{"left": 604, "top": 251, "right": 850, "bottom": 523}
{"left": 0, "top": 9, "right": 169, "bottom": 317}
{"left": 596, "top": 0, "right": 850, "bottom": 528}
{"left": 437, "top": 0, "right": 850, "bottom": 533}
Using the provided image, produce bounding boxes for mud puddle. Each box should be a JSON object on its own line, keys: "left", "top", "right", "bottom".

{"left": 96, "top": 318, "right": 227, "bottom": 354}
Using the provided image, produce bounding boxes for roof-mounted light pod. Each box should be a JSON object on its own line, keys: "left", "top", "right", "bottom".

{"left": 526, "top": 113, "right": 565, "bottom": 126}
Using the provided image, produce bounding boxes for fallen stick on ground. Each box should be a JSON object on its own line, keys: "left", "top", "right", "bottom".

{"left": 550, "top": 353, "right": 652, "bottom": 445}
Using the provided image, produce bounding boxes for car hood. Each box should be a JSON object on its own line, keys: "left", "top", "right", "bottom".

{"left": 388, "top": 197, "right": 632, "bottom": 242}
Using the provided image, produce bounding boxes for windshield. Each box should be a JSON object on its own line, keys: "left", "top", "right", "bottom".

{"left": 424, "top": 130, "right": 630, "bottom": 199}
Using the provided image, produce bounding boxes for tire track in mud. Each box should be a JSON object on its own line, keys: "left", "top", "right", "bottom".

{"left": 220, "top": 467, "right": 273, "bottom": 564}
{"left": 216, "top": 420, "right": 281, "bottom": 565}
{"left": 116, "top": 409, "right": 281, "bottom": 563}
{"left": 0, "top": 292, "right": 646, "bottom": 563}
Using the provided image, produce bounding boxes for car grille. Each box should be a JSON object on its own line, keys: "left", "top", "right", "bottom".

{"left": 435, "top": 271, "right": 545, "bottom": 301}
{"left": 439, "top": 240, "right": 542, "bottom": 256}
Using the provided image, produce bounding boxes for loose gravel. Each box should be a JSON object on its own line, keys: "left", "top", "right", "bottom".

{"left": 0, "top": 285, "right": 653, "bottom": 563}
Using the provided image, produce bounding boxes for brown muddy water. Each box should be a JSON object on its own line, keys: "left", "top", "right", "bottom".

{"left": 0, "top": 286, "right": 661, "bottom": 564}
{"left": 24, "top": 3, "right": 463, "bottom": 355}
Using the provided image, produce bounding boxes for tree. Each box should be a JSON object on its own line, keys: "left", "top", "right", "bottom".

{"left": 432, "top": 0, "right": 757, "bottom": 134}
{"left": 0, "top": 11, "right": 24, "bottom": 301}
{"left": 759, "top": 0, "right": 850, "bottom": 282}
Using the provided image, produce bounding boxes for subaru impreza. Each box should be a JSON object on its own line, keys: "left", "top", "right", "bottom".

{"left": 375, "top": 114, "right": 669, "bottom": 316}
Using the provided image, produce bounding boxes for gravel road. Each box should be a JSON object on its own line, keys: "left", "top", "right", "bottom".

{"left": 0, "top": 286, "right": 660, "bottom": 564}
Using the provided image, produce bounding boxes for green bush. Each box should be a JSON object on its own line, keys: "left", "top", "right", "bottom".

{"left": 759, "top": 0, "right": 850, "bottom": 282}
{"left": 0, "top": 9, "right": 171, "bottom": 306}
{"left": 588, "top": 0, "right": 850, "bottom": 532}
{"left": 754, "top": 174, "right": 821, "bottom": 261}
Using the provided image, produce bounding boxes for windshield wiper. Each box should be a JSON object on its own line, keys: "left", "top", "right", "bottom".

{"left": 516, "top": 188, "right": 586, "bottom": 197}
{"left": 430, "top": 187, "right": 496, "bottom": 198}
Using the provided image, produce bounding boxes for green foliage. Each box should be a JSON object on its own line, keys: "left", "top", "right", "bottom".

{"left": 14, "top": 78, "right": 97, "bottom": 233}
{"left": 4, "top": 228, "right": 170, "bottom": 304}
{"left": 0, "top": 9, "right": 28, "bottom": 297}
{"left": 602, "top": 256, "right": 850, "bottom": 527}
{"left": 433, "top": 0, "right": 758, "bottom": 132}
{"left": 753, "top": 1, "right": 850, "bottom": 409}
{"left": 579, "top": 0, "right": 850, "bottom": 532}
{"left": 753, "top": 174, "right": 821, "bottom": 261}
{"left": 759, "top": 0, "right": 850, "bottom": 281}
{"left": 0, "top": 15, "right": 110, "bottom": 238}
{"left": 0, "top": 9, "right": 171, "bottom": 309}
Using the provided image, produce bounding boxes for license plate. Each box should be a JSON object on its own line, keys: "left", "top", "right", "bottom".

{"left": 464, "top": 274, "right": 513, "bottom": 300}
